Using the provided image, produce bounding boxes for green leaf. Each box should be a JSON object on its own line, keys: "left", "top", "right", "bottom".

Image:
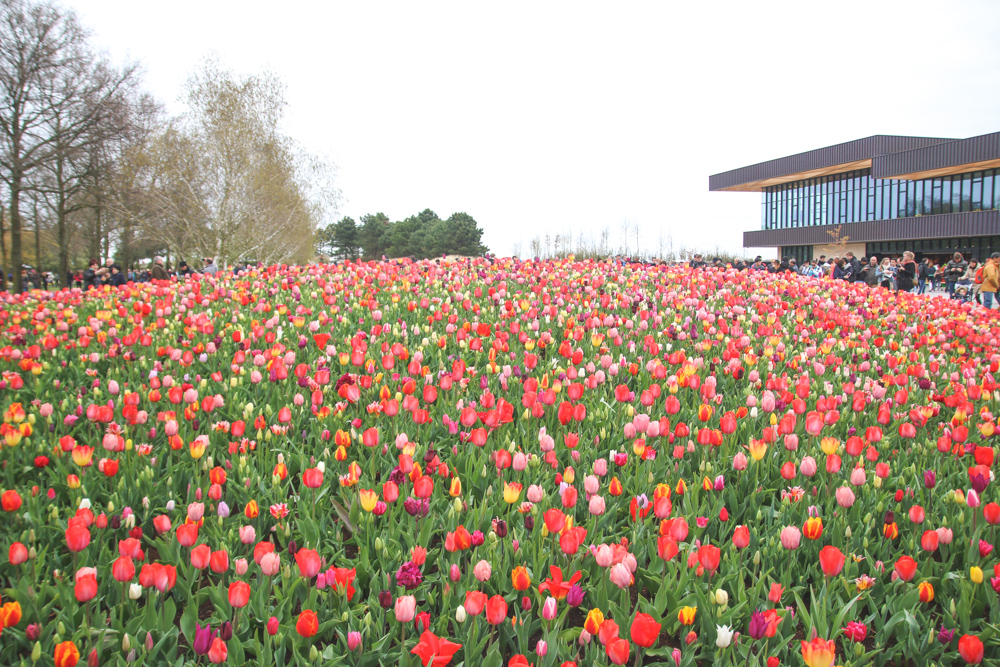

{"left": 180, "top": 602, "right": 199, "bottom": 647}
{"left": 481, "top": 644, "right": 503, "bottom": 667}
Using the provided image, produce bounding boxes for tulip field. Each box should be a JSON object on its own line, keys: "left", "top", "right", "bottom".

{"left": 3, "top": 258, "right": 1000, "bottom": 667}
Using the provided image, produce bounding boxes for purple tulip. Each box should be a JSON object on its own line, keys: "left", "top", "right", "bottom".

{"left": 747, "top": 611, "right": 767, "bottom": 640}
{"left": 923, "top": 470, "right": 936, "bottom": 489}
{"left": 193, "top": 623, "right": 215, "bottom": 655}
{"left": 566, "top": 584, "right": 585, "bottom": 608}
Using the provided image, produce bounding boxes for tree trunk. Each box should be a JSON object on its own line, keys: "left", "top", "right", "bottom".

{"left": 10, "top": 175, "right": 23, "bottom": 294}
{"left": 33, "top": 198, "right": 41, "bottom": 275}
{"left": 56, "top": 155, "right": 70, "bottom": 288}
{"left": 0, "top": 205, "right": 6, "bottom": 292}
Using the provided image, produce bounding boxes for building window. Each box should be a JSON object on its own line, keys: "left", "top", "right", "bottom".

{"left": 759, "top": 165, "right": 1000, "bottom": 229}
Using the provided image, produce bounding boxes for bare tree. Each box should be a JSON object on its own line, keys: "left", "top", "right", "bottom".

{"left": 132, "top": 58, "right": 336, "bottom": 267}
{"left": 0, "top": 0, "right": 137, "bottom": 292}
{"left": 618, "top": 218, "right": 630, "bottom": 255}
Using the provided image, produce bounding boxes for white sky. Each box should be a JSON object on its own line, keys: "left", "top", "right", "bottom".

{"left": 68, "top": 0, "right": 1000, "bottom": 259}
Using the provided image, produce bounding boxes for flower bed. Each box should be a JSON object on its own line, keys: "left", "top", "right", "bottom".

{"left": 0, "top": 258, "right": 997, "bottom": 666}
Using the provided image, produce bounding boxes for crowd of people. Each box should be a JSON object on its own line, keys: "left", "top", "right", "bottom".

{"left": 687, "top": 251, "right": 1000, "bottom": 308}
{"left": 56, "top": 256, "right": 229, "bottom": 291}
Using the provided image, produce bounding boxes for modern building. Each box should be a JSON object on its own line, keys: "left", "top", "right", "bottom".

{"left": 710, "top": 132, "right": 1000, "bottom": 265}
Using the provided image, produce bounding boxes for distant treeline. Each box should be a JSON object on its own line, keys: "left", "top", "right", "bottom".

{"left": 316, "top": 209, "right": 488, "bottom": 261}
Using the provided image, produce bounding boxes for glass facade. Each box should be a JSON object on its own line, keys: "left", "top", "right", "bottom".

{"left": 761, "top": 167, "right": 1000, "bottom": 230}
{"left": 781, "top": 245, "right": 814, "bottom": 265}
{"left": 866, "top": 236, "right": 1000, "bottom": 261}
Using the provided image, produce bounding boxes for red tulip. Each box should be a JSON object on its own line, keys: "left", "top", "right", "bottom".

{"left": 208, "top": 637, "right": 228, "bottom": 664}
{"left": 464, "top": 591, "right": 487, "bottom": 616}
{"left": 543, "top": 508, "right": 566, "bottom": 533}
{"left": 958, "top": 634, "right": 984, "bottom": 664}
{"left": 65, "top": 525, "right": 91, "bottom": 552}
{"left": 112, "top": 557, "right": 135, "bottom": 582}
{"left": 74, "top": 570, "right": 98, "bottom": 602}
{"left": 818, "top": 546, "right": 845, "bottom": 577}
{"left": 732, "top": 525, "right": 750, "bottom": 549}
{"left": 984, "top": 502, "right": 1000, "bottom": 525}
{"left": 894, "top": 555, "right": 917, "bottom": 582}
{"left": 295, "top": 609, "right": 319, "bottom": 638}
{"left": 2, "top": 490, "right": 22, "bottom": 512}
{"left": 228, "top": 581, "right": 251, "bottom": 608}
{"left": 697, "top": 544, "right": 721, "bottom": 574}
{"left": 606, "top": 637, "right": 631, "bottom": 665}
{"left": 920, "top": 530, "right": 939, "bottom": 552}
{"left": 253, "top": 541, "right": 275, "bottom": 565}
{"left": 176, "top": 523, "right": 199, "bottom": 547}
{"left": 485, "top": 594, "right": 508, "bottom": 625}
{"left": 190, "top": 544, "right": 211, "bottom": 570}
{"left": 629, "top": 612, "right": 662, "bottom": 648}
{"left": 295, "top": 548, "right": 322, "bottom": 578}
{"left": 657, "top": 536, "right": 678, "bottom": 561}
{"left": 411, "top": 630, "right": 462, "bottom": 667}
{"left": 153, "top": 515, "right": 172, "bottom": 535}
{"left": 210, "top": 550, "right": 229, "bottom": 573}
{"left": 9, "top": 542, "right": 28, "bottom": 565}
{"left": 302, "top": 468, "right": 324, "bottom": 489}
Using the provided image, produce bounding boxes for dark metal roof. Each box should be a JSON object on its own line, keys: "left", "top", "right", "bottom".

{"left": 743, "top": 210, "right": 1000, "bottom": 247}
{"left": 710, "top": 135, "right": 956, "bottom": 192}
{"left": 872, "top": 131, "right": 1000, "bottom": 179}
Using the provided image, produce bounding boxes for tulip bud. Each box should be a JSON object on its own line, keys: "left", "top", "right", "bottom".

{"left": 309, "top": 645, "right": 318, "bottom": 662}
{"left": 456, "top": 605, "right": 467, "bottom": 623}
{"left": 123, "top": 634, "right": 131, "bottom": 652}
{"left": 31, "top": 642, "right": 41, "bottom": 663}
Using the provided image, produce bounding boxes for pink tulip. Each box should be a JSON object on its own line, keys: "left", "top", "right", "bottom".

{"left": 260, "top": 552, "right": 281, "bottom": 576}
{"left": 394, "top": 595, "right": 416, "bottom": 623}
{"left": 593, "top": 544, "right": 613, "bottom": 568}
{"left": 589, "top": 495, "right": 606, "bottom": 516}
{"left": 609, "top": 563, "right": 631, "bottom": 589}
{"left": 732, "top": 452, "right": 747, "bottom": 470}
{"left": 473, "top": 560, "right": 492, "bottom": 582}
{"left": 780, "top": 526, "right": 801, "bottom": 550}
{"left": 527, "top": 485, "right": 544, "bottom": 503}
{"left": 799, "top": 457, "right": 817, "bottom": 477}
{"left": 850, "top": 468, "right": 867, "bottom": 486}
{"left": 835, "top": 487, "right": 855, "bottom": 508}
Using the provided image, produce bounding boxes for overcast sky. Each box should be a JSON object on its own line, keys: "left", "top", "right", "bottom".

{"left": 68, "top": 0, "right": 1000, "bottom": 258}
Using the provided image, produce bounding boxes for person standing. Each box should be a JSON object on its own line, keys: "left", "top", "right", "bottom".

{"left": 945, "top": 252, "right": 968, "bottom": 296}
{"left": 917, "top": 258, "right": 935, "bottom": 294}
{"left": 82, "top": 259, "right": 100, "bottom": 290}
{"left": 982, "top": 252, "right": 1000, "bottom": 309}
{"left": 877, "top": 258, "right": 896, "bottom": 290}
{"left": 897, "top": 251, "right": 917, "bottom": 293}
{"left": 845, "top": 251, "right": 862, "bottom": 282}
{"left": 862, "top": 256, "right": 880, "bottom": 286}
{"left": 962, "top": 259, "right": 982, "bottom": 304}
{"left": 150, "top": 256, "right": 169, "bottom": 281}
